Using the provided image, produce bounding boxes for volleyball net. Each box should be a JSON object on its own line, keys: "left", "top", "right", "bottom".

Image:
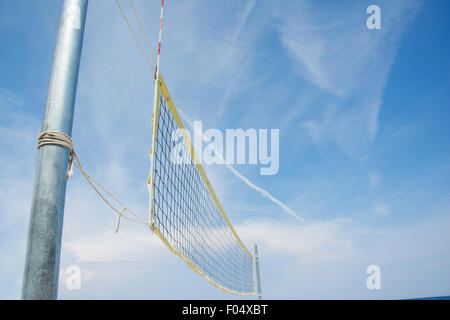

{"left": 147, "top": 75, "right": 254, "bottom": 296}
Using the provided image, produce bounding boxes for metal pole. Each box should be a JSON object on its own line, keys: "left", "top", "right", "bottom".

{"left": 22, "top": 0, "right": 88, "bottom": 300}
{"left": 254, "top": 244, "right": 262, "bottom": 300}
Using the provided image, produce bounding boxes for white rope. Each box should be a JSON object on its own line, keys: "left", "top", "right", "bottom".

{"left": 37, "top": 130, "right": 74, "bottom": 151}
{"left": 37, "top": 130, "right": 150, "bottom": 230}
{"left": 37, "top": 130, "right": 75, "bottom": 178}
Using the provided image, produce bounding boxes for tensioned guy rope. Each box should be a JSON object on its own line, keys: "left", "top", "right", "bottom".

{"left": 37, "top": 130, "right": 149, "bottom": 228}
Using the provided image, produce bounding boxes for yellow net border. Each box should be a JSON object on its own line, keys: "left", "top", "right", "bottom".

{"left": 147, "top": 75, "right": 255, "bottom": 296}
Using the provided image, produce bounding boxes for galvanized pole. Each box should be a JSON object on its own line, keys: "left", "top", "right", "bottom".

{"left": 22, "top": 0, "right": 88, "bottom": 300}
{"left": 254, "top": 244, "right": 262, "bottom": 300}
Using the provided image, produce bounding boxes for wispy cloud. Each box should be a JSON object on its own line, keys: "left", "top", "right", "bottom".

{"left": 369, "top": 172, "right": 382, "bottom": 190}
{"left": 277, "top": 0, "right": 422, "bottom": 155}
{"left": 238, "top": 218, "right": 355, "bottom": 260}
{"left": 232, "top": 0, "right": 256, "bottom": 44}
{"left": 0, "top": 89, "right": 24, "bottom": 109}
{"left": 215, "top": 0, "right": 257, "bottom": 119}
{"left": 374, "top": 203, "right": 391, "bottom": 216}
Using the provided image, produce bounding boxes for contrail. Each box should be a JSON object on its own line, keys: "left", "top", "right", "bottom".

{"left": 231, "top": 0, "right": 256, "bottom": 44}
{"left": 217, "top": 0, "right": 256, "bottom": 119}
{"left": 222, "top": 161, "right": 304, "bottom": 222}
{"left": 177, "top": 110, "right": 304, "bottom": 222}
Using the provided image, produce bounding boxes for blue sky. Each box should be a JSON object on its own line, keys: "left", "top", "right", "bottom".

{"left": 1, "top": 0, "right": 450, "bottom": 299}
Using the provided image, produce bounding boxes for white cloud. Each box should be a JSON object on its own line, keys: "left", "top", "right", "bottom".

{"left": 57, "top": 212, "right": 450, "bottom": 299}
{"left": 64, "top": 230, "right": 163, "bottom": 263}
{"left": 237, "top": 212, "right": 450, "bottom": 299}
{"left": 238, "top": 219, "right": 355, "bottom": 261}
{"left": 374, "top": 203, "right": 391, "bottom": 216}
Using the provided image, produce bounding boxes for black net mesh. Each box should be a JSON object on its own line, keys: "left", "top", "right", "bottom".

{"left": 150, "top": 88, "right": 254, "bottom": 295}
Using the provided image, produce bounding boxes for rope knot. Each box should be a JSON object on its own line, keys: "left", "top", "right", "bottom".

{"left": 37, "top": 130, "right": 75, "bottom": 178}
